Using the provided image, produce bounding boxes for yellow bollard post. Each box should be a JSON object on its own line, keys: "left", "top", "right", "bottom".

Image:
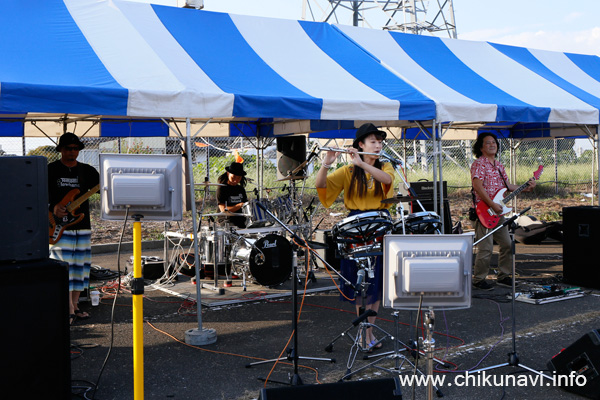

{"left": 132, "top": 215, "right": 144, "bottom": 400}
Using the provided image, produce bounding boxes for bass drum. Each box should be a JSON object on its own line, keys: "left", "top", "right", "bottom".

{"left": 230, "top": 234, "right": 292, "bottom": 286}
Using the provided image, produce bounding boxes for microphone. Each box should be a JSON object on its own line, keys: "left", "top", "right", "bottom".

{"left": 380, "top": 151, "right": 402, "bottom": 166}
{"left": 281, "top": 184, "right": 287, "bottom": 192}
{"left": 355, "top": 269, "right": 365, "bottom": 293}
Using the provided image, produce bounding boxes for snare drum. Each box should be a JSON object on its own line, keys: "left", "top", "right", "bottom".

{"left": 404, "top": 211, "right": 442, "bottom": 234}
{"left": 332, "top": 211, "right": 393, "bottom": 258}
{"left": 229, "top": 234, "right": 292, "bottom": 286}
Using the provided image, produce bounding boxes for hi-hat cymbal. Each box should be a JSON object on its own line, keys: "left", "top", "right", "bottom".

{"left": 381, "top": 195, "right": 413, "bottom": 204}
{"left": 276, "top": 175, "right": 306, "bottom": 182}
{"left": 202, "top": 211, "right": 251, "bottom": 218}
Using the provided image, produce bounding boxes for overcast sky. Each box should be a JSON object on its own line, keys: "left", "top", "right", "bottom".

{"left": 143, "top": 0, "right": 600, "bottom": 56}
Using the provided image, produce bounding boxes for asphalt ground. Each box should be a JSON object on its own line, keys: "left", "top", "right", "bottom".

{"left": 69, "top": 238, "right": 600, "bottom": 400}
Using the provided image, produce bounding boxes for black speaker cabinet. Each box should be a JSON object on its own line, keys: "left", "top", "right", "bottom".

{"left": 276, "top": 136, "right": 306, "bottom": 180}
{"left": 410, "top": 199, "right": 452, "bottom": 234}
{"left": 548, "top": 329, "right": 600, "bottom": 399}
{"left": 0, "top": 258, "right": 71, "bottom": 398}
{"left": 258, "top": 377, "right": 402, "bottom": 400}
{"left": 314, "top": 229, "right": 340, "bottom": 271}
{"left": 563, "top": 206, "right": 600, "bottom": 289}
{"left": 0, "top": 156, "right": 49, "bottom": 263}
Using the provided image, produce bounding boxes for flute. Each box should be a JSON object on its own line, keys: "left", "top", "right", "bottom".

{"left": 318, "top": 146, "right": 381, "bottom": 157}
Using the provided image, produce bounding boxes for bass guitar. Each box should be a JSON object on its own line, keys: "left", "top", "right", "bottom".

{"left": 49, "top": 184, "right": 100, "bottom": 244}
{"left": 476, "top": 165, "right": 543, "bottom": 229}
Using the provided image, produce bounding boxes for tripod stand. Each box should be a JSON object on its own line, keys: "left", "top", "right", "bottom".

{"left": 471, "top": 207, "right": 554, "bottom": 382}
{"left": 245, "top": 203, "right": 335, "bottom": 385}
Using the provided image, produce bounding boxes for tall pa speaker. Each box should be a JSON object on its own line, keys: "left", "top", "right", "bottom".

{"left": 563, "top": 206, "right": 600, "bottom": 289}
{"left": 0, "top": 156, "right": 49, "bottom": 263}
{"left": 258, "top": 377, "right": 402, "bottom": 400}
{"left": 276, "top": 136, "right": 306, "bottom": 180}
{"left": 0, "top": 258, "right": 71, "bottom": 398}
{"left": 548, "top": 329, "right": 600, "bottom": 399}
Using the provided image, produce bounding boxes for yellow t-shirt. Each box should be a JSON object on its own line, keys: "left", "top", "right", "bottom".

{"left": 317, "top": 163, "right": 395, "bottom": 210}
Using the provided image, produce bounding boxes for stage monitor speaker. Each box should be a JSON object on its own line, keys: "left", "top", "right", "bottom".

{"left": 563, "top": 206, "right": 600, "bottom": 289}
{"left": 276, "top": 136, "right": 306, "bottom": 180}
{"left": 314, "top": 229, "right": 340, "bottom": 271}
{"left": 0, "top": 258, "right": 71, "bottom": 398}
{"left": 0, "top": 156, "right": 49, "bottom": 263}
{"left": 548, "top": 329, "right": 600, "bottom": 399}
{"left": 258, "top": 377, "right": 402, "bottom": 400}
{"left": 410, "top": 199, "right": 452, "bottom": 234}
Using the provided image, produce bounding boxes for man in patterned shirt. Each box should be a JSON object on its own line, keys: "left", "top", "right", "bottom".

{"left": 471, "top": 132, "right": 536, "bottom": 290}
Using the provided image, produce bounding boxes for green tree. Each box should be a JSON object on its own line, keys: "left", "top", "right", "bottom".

{"left": 27, "top": 145, "right": 60, "bottom": 163}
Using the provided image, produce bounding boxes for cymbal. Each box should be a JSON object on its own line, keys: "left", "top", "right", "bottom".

{"left": 276, "top": 175, "right": 306, "bottom": 182}
{"left": 381, "top": 195, "right": 413, "bottom": 204}
{"left": 202, "top": 211, "right": 251, "bottom": 218}
{"left": 194, "top": 181, "right": 225, "bottom": 188}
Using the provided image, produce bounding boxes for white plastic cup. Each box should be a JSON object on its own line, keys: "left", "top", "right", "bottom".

{"left": 90, "top": 290, "right": 100, "bottom": 306}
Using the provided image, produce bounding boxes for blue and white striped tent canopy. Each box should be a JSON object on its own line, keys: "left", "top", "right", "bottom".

{"left": 1, "top": 0, "right": 600, "bottom": 138}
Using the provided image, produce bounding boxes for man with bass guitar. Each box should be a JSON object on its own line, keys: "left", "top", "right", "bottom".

{"left": 471, "top": 132, "right": 537, "bottom": 290}
{"left": 48, "top": 132, "right": 100, "bottom": 324}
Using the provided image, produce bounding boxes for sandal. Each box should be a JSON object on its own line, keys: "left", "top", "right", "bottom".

{"left": 74, "top": 309, "right": 90, "bottom": 319}
{"left": 369, "top": 339, "right": 383, "bottom": 350}
{"left": 69, "top": 314, "right": 77, "bottom": 326}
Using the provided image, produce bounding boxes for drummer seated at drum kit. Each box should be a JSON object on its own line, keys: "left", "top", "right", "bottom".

{"left": 316, "top": 123, "right": 395, "bottom": 350}
{"left": 216, "top": 162, "right": 249, "bottom": 229}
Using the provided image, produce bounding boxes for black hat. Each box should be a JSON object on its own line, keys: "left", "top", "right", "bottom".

{"left": 353, "top": 123, "right": 386, "bottom": 149}
{"left": 56, "top": 132, "right": 84, "bottom": 151}
{"left": 225, "top": 162, "right": 246, "bottom": 176}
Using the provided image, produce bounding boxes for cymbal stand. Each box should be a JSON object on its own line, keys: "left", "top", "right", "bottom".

{"left": 470, "top": 206, "right": 554, "bottom": 383}
{"left": 246, "top": 204, "right": 335, "bottom": 385}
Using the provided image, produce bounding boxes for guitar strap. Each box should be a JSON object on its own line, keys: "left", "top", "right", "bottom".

{"left": 496, "top": 166, "right": 510, "bottom": 190}
{"left": 471, "top": 164, "right": 509, "bottom": 206}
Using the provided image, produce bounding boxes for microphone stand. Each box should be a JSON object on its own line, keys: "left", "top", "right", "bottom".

{"left": 245, "top": 202, "right": 336, "bottom": 386}
{"left": 379, "top": 153, "right": 427, "bottom": 214}
{"left": 471, "top": 206, "right": 554, "bottom": 382}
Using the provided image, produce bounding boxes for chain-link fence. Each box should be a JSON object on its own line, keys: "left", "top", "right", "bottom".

{"left": 1, "top": 134, "right": 597, "bottom": 228}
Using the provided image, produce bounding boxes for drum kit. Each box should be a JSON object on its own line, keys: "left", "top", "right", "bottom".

{"left": 182, "top": 146, "right": 444, "bottom": 292}
{"left": 188, "top": 167, "right": 316, "bottom": 290}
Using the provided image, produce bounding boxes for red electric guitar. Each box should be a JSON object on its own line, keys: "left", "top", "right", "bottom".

{"left": 476, "top": 165, "right": 543, "bottom": 229}
{"left": 49, "top": 184, "right": 100, "bottom": 244}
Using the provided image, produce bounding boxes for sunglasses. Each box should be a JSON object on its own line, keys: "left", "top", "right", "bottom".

{"left": 64, "top": 146, "right": 80, "bottom": 151}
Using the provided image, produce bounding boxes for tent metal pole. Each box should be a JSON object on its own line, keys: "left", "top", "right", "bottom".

{"left": 431, "top": 121, "right": 438, "bottom": 217}
{"left": 436, "top": 121, "right": 445, "bottom": 233}
{"left": 184, "top": 117, "right": 217, "bottom": 345}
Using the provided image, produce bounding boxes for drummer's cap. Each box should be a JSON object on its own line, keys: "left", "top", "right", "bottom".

{"left": 353, "top": 123, "right": 386, "bottom": 149}
{"left": 225, "top": 162, "right": 247, "bottom": 176}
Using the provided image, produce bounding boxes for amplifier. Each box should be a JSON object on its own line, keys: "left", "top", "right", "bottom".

{"left": 314, "top": 229, "right": 340, "bottom": 271}
{"left": 409, "top": 180, "right": 448, "bottom": 199}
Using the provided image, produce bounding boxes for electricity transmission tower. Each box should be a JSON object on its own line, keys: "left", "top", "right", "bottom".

{"left": 302, "top": 0, "right": 457, "bottom": 38}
